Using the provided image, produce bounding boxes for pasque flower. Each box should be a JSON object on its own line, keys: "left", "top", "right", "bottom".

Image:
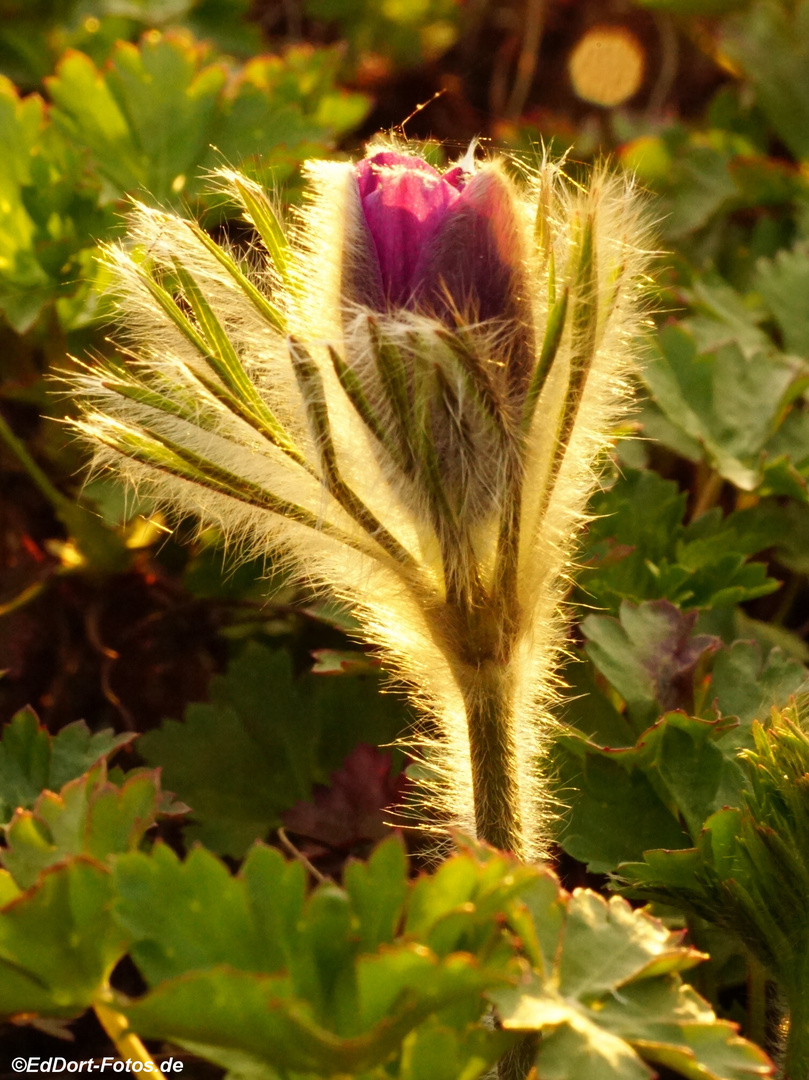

{"left": 71, "top": 143, "right": 651, "bottom": 861}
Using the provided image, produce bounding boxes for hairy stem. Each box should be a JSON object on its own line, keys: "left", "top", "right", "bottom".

{"left": 747, "top": 957, "right": 767, "bottom": 1054}
{"left": 498, "top": 1032, "right": 539, "bottom": 1080}
{"left": 446, "top": 594, "right": 524, "bottom": 857}
{"left": 463, "top": 656, "right": 523, "bottom": 855}
{"left": 448, "top": 579, "right": 532, "bottom": 1077}
{"left": 784, "top": 974, "right": 809, "bottom": 1080}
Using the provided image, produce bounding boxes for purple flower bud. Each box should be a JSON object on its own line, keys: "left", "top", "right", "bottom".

{"left": 346, "top": 150, "right": 534, "bottom": 395}
{"left": 354, "top": 151, "right": 467, "bottom": 310}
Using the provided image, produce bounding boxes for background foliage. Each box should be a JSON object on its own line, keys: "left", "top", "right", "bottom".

{"left": 3, "top": 0, "right": 809, "bottom": 1076}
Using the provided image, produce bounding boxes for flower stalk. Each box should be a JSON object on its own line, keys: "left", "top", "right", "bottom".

{"left": 784, "top": 972, "right": 809, "bottom": 1080}
{"left": 94, "top": 995, "right": 157, "bottom": 1070}
{"left": 69, "top": 144, "right": 651, "bottom": 864}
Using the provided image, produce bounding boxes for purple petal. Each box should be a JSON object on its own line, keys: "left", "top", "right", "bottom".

{"left": 356, "top": 153, "right": 465, "bottom": 308}
{"left": 439, "top": 164, "right": 470, "bottom": 192}
{"left": 356, "top": 151, "right": 442, "bottom": 198}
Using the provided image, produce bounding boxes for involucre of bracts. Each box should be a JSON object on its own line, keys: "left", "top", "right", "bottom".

{"left": 69, "top": 143, "right": 654, "bottom": 861}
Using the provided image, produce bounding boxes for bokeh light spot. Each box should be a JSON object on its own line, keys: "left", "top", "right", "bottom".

{"left": 569, "top": 27, "right": 645, "bottom": 108}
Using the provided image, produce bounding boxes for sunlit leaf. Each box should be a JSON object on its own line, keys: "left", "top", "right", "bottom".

{"left": 114, "top": 839, "right": 523, "bottom": 1074}
{"left": 492, "top": 877, "right": 771, "bottom": 1080}
{"left": 0, "top": 707, "right": 134, "bottom": 826}
{"left": 0, "top": 859, "right": 126, "bottom": 1021}
{"left": 2, "top": 762, "right": 163, "bottom": 889}
{"left": 47, "top": 34, "right": 368, "bottom": 205}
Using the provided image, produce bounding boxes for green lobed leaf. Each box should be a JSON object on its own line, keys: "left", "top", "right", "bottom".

{"left": 138, "top": 642, "right": 411, "bottom": 856}
{"left": 217, "top": 46, "right": 369, "bottom": 168}
{"left": 560, "top": 654, "right": 638, "bottom": 749}
{"left": 0, "top": 706, "right": 135, "bottom": 826}
{"left": 642, "top": 324, "right": 807, "bottom": 490}
{"left": 2, "top": 762, "right": 164, "bottom": 890}
{"left": 560, "top": 708, "right": 746, "bottom": 853}
{"left": 759, "top": 498, "right": 809, "bottom": 576}
{"left": 492, "top": 879, "right": 771, "bottom": 1080}
{"left": 754, "top": 240, "right": 809, "bottom": 360}
{"left": 48, "top": 35, "right": 226, "bottom": 202}
{"left": 582, "top": 600, "right": 720, "bottom": 729}
{"left": 710, "top": 641, "right": 807, "bottom": 730}
{"left": 113, "top": 842, "right": 298, "bottom": 984}
{"left": 113, "top": 837, "right": 523, "bottom": 1075}
{"left": 653, "top": 131, "right": 744, "bottom": 242}
{"left": 0, "top": 871, "right": 21, "bottom": 908}
{"left": 579, "top": 468, "right": 780, "bottom": 614}
{"left": 557, "top": 629, "right": 806, "bottom": 873}
{"left": 403, "top": 840, "right": 537, "bottom": 955}
{"left": 556, "top": 735, "right": 692, "bottom": 873}
{"left": 581, "top": 602, "right": 807, "bottom": 735}
{"left": 121, "top": 957, "right": 506, "bottom": 1077}
{"left": 0, "top": 0, "right": 263, "bottom": 90}
{"left": 0, "top": 75, "right": 51, "bottom": 325}
{"left": 46, "top": 34, "right": 368, "bottom": 206}
{"left": 594, "top": 979, "right": 768, "bottom": 1080}
{"left": 722, "top": 0, "right": 809, "bottom": 162}
{"left": 343, "top": 834, "right": 409, "bottom": 953}
{"left": 681, "top": 274, "right": 772, "bottom": 361}
{"left": 0, "top": 73, "right": 111, "bottom": 331}
{"left": 302, "top": 0, "right": 460, "bottom": 69}
{"left": 664, "top": 137, "right": 741, "bottom": 241}
{"left": 394, "top": 1019, "right": 513, "bottom": 1080}
{"left": 620, "top": 121, "right": 802, "bottom": 252}
{"left": 0, "top": 858, "right": 127, "bottom": 1021}
{"left": 0, "top": 746, "right": 174, "bottom": 1022}
{"left": 620, "top": 702, "right": 809, "bottom": 1014}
